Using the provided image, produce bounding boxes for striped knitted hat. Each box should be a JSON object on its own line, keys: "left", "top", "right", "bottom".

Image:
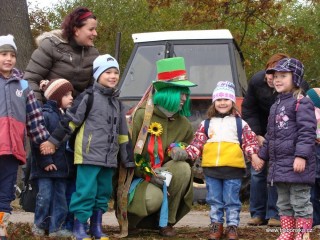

{"left": 44, "top": 79, "right": 73, "bottom": 106}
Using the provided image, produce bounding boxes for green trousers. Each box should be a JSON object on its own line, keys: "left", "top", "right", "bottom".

{"left": 70, "top": 165, "right": 114, "bottom": 223}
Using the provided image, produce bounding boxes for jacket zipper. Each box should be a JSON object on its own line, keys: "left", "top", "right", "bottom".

{"left": 271, "top": 98, "right": 281, "bottom": 186}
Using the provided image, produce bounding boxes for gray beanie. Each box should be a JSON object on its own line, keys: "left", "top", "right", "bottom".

{"left": 0, "top": 34, "right": 17, "bottom": 53}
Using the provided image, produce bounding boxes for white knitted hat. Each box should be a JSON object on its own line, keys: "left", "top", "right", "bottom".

{"left": 212, "top": 81, "right": 236, "bottom": 103}
{"left": 0, "top": 34, "right": 17, "bottom": 53}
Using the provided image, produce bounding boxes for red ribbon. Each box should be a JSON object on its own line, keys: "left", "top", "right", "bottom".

{"left": 157, "top": 70, "right": 186, "bottom": 80}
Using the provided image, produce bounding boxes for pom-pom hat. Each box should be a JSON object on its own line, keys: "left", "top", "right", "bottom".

{"left": 93, "top": 54, "right": 119, "bottom": 81}
{"left": 0, "top": 34, "right": 17, "bottom": 53}
{"left": 152, "top": 57, "right": 197, "bottom": 91}
{"left": 266, "top": 58, "right": 304, "bottom": 87}
{"left": 212, "top": 81, "right": 236, "bottom": 103}
{"left": 44, "top": 78, "right": 74, "bottom": 106}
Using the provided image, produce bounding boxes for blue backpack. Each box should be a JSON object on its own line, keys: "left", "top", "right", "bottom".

{"left": 204, "top": 116, "right": 243, "bottom": 146}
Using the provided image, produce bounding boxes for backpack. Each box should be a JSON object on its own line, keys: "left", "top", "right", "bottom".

{"left": 204, "top": 116, "right": 243, "bottom": 146}
{"left": 68, "top": 88, "right": 94, "bottom": 151}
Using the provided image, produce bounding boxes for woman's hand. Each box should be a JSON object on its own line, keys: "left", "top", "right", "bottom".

{"left": 44, "top": 164, "right": 57, "bottom": 171}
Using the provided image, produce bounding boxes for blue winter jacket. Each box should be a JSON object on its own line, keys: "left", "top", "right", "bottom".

{"left": 31, "top": 100, "right": 70, "bottom": 179}
{"left": 259, "top": 93, "right": 316, "bottom": 185}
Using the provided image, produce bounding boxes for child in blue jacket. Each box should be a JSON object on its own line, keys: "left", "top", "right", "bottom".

{"left": 31, "top": 78, "right": 74, "bottom": 238}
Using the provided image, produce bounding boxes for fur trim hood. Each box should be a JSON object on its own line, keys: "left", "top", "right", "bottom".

{"left": 35, "top": 29, "right": 67, "bottom": 46}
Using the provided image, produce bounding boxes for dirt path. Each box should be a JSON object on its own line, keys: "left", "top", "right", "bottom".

{"left": 9, "top": 209, "right": 251, "bottom": 228}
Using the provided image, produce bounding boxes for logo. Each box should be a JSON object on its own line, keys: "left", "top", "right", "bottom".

{"left": 16, "top": 89, "right": 23, "bottom": 97}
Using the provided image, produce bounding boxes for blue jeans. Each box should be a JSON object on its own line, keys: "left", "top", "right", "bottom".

{"left": 205, "top": 176, "right": 242, "bottom": 226}
{"left": 250, "top": 165, "right": 279, "bottom": 220}
{"left": 311, "top": 178, "right": 320, "bottom": 226}
{"left": 34, "top": 178, "right": 68, "bottom": 233}
{"left": 0, "top": 155, "right": 19, "bottom": 213}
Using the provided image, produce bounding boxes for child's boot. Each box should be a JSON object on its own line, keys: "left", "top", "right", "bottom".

{"left": 73, "top": 218, "right": 91, "bottom": 240}
{"left": 225, "top": 225, "right": 239, "bottom": 240}
{"left": 294, "top": 217, "right": 312, "bottom": 240}
{"left": 0, "top": 212, "right": 9, "bottom": 240}
{"left": 89, "top": 210, "right": 109, "bottom": 240}
{"left": 277, "top": 216, "right": 295, "bottom": 240}
{"left": 208, "top": 222, "right": 223, "bottom": 240}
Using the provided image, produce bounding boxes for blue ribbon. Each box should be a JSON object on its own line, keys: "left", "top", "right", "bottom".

{"left": 159, "top": 183, "right": 168, "bottom": 227}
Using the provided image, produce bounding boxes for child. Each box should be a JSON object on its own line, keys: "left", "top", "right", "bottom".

{"left": 259, "top": 58, "right": 316, "bottom": 240}
{"left": 171, "top": 81, "right": 261, "bottom": 240}
{"left": 306, "top": 88, "right": 320, "bottom": 227}
{"left": 40, "top": 54, "right": 135, "bottom": 240}
{"left": 0, "top": 34, "right": 49, "bottom": 239}
{"left": 30, "top": 78, "right": 74, "bottom": 237}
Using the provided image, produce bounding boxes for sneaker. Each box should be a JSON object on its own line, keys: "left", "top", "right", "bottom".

{"left": 31, "top": 224, "right": 45, "bottom": 237}
{"left": 267, "top": 218, "right": 281, "bottom": 227}
{"left": 49, "top": 229, "right": 73, "bottom": 238}
{"left": 247, "top": 217, "right": 267, "bottom": 226}
{"left": 225, "top": 225, "right": 239, "bottom": 240}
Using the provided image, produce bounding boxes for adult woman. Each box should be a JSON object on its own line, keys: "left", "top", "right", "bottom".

{"left": 126, "top": 57, "right": 197, "bottom": 237}
{"left": 24, "top": 7, "right": 99, "bottom": 102}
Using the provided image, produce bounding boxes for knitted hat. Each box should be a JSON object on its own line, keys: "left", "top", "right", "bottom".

{"left": 152, "top": 57, "right": 197, "bottom": 91}
{"left": 93, "top": 54, "right": 119, "bottom": 81}
{"left": 44, "top": 79, "right": 74, "bottom": 106}
{"left": 212, "top": 81, "right": 236, "bottom": 103}
{"left": 266, "top": 58, "right": 304, "bottom": 87}
{"left": 0, "top": 34, "right": 17, "bottom": 53}
{"left": 306, "top": 88, "right": 320, "bottom": 109}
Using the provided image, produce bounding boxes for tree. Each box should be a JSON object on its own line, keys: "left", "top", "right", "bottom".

{"left": 0, "top": 0, "right": 34, "bottom": 70}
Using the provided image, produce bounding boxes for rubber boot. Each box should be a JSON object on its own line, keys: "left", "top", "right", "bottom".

{"left": 0, "top": 212, "right": 10, "bottom": 240}
{"left": 277, "top": 216, "right": 295, "bottom": 240}
{"left": 294, "top": 218, "right": 312, "bottom": 240}
{"left": 73, "top": 218, "right": 91, "bottom": 240}
{"left": 208, "top": 222, "right": 223, "bottom": 240}
{"left": 89, "top": 210, "right": 109, "bottom": 240}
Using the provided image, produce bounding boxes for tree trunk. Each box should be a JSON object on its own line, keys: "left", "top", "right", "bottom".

{"left": 0, "top": 0, "right": 35, "bottom": 70}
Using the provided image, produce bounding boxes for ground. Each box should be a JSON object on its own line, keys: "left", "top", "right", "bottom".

{"left": 6, "top": 223, "right": 320, "bottom": 239}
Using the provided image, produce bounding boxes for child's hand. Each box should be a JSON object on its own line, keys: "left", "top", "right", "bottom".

{"left": 40, "top": 141, "right": 56, "bottom": 155}
{"left": 293, "top": 157, "right": 306, "bottom": 173}
{"left": 251, "top": 154, "right": 264, "bottom": 171}
{"left": 44, "top": 164, "right": 57, "bottom": 171}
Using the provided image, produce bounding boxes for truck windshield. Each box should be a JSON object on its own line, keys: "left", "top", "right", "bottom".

{"left": 119, "top": 43, "right": 233, "bottom": 99}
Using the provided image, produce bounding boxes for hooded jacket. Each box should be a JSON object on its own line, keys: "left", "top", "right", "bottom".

{"left": 258, "top": 93, "right": 316, "bottom": 184}
{"left": 23, "top": 30, "right": 99, "bottom": 102}
{"left": 49, "top": 82, "right": 134, "bottom": 168}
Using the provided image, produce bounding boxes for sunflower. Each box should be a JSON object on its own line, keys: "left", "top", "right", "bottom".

{"left": 148, "top": 122, "right": 163, "bottom": 137}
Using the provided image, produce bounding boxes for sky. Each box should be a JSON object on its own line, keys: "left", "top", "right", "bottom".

{"left": 28, "top": 0, "right": 60, "bottom": 10}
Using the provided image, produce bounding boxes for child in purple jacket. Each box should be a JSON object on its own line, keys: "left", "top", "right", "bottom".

{"left": 258, "top": 58, "right": 316, "bottom": 240}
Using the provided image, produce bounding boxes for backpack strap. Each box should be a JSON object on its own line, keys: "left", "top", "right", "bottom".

{"left": 204, "top": 118, "right": 210, "bottom": 138}
{"left": 84, "top": 88, "right": 94, "bottom": 119}
{"left": 236, "top": 116, "right": 242, "bottom": 146}
{"left": 20, "top": 79, "right": 29, "bottom": 91}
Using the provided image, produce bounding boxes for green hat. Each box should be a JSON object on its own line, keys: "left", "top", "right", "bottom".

{"left": 152, "top": 57, "right": 197, "bottom": 91}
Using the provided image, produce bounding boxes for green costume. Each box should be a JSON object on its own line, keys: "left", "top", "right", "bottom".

{"left": 127, "top": 104, "right": 194, "bottom": 228}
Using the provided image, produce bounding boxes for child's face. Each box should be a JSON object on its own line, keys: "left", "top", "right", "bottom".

{"left": 60, "top": 91, "right": 73, "bottom": 109}
{"left": 98, "top": 68, "right": 120, "bottom": 88}
{"left": 0, "top": 51, "right": 16, "bottom": 77}
{"left": 214, "top": 99, "right": 233, "bottom": 114}
{"left": 273, "top": 71, "right": 294, "bottom": 94}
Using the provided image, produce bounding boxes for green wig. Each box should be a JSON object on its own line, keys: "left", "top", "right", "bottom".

{"left": 153, "top": 86, "right": 191, "bottom": 117}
